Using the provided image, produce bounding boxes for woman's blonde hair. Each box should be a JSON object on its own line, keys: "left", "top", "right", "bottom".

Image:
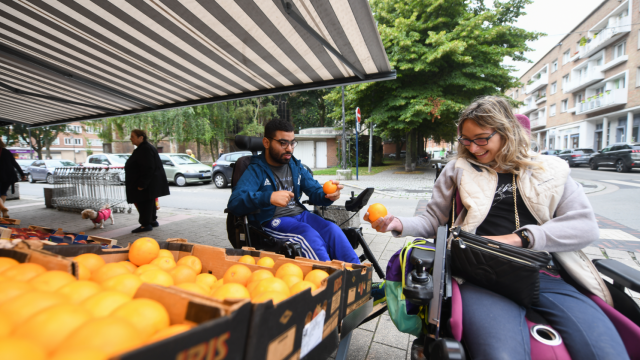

{"left": 457, "top": 96, "right": 542, "bottom": 174}
{"left": 0, "top": 137, "right": 5, "bottom": 149}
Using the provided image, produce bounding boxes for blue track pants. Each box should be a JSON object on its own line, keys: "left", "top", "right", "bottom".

{"left": 262, "top": 211, "right": 360, "bottom": 264}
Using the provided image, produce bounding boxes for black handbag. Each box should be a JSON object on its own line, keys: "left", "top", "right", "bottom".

{"left": 448, "top": 173, "right": 552, "bottom": 308}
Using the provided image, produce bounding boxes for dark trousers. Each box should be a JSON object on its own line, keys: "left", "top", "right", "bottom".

{"left": 136, "top": 199, "right": 157, "bottom": 227}
{"left": 459, "top": 272, "right": 629, "bottom": 360}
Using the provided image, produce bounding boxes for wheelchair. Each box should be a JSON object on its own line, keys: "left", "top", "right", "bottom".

{"left": 402, "top": 225, "right": 640, "bottom": 360}
{"left": 224, "top": 135, "right": 386, "bottom": 280}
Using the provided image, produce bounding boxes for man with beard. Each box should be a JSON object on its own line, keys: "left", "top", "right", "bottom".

{"left": 227, "top": 120, "right": 360, "bottom": 263}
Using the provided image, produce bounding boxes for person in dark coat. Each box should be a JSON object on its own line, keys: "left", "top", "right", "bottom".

{"left": 0, "top": 138, "right": 26, "bottom": 218}
{"left": 125, "top": 129, "right": 170, "bottom": 233}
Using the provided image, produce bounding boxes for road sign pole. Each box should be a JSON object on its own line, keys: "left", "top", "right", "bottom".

{"left": 341, "top": 86, "right": 346, "bottom": 170}
{"left": 368, "top": 121, "right": 373, "bottom": 173}
{"left": 355, "top": 107, "right": 361, "bottom": 180}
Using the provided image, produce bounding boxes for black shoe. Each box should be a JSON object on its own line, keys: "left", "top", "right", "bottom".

{"left": 131, "top": 226, "right": 153, "bottom": 233}
{"left": 151, "top": 221, "right": 159, "bottom": 227}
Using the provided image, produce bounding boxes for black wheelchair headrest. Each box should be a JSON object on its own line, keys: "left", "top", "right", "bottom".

{"left": 235, "top": 135, "right": 264, "bottom": 154}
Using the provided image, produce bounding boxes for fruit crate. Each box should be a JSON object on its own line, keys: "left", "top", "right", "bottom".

{"left": 0, "top": 218, "right": 21, "bottom": 226}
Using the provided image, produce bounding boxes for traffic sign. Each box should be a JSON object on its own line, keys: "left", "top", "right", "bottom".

{"left": 356, "top": 107, "right": 361, "bottom": 123}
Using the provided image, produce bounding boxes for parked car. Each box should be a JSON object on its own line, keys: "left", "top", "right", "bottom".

{"left": 212, "top": 151, "right": 252, "bottom": 188}
{"left": 27, "top": 160, "right": 78, "bottom": 184}
{"left": 540, "top": 150, "right": 561, "bottom": 156}
{"left": 159, "top": 153, "right": 212, "bottom": 186}
{"left": 84, "top": 154, "right": 130, "bottom": 167}
{"left": 16, "top": 159, "right": 36, "bottom": 178}
{"left": 589, "top": 143, "right": 640, "bottom": 173}
{"left": 557, "top": 148, "right": 595, "bottom": 167}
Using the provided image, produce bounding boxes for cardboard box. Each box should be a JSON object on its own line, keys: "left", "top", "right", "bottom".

{"left": 28, "top": 225, "right": 56, "bottom": 234}
{"left": 0, "top": 245, "right": 77, "bottom": 275}
{"left": 0, "top": 218, "right": 21, "bottom": 225}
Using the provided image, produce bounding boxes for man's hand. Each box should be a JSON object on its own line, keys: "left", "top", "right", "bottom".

{"left": 324, "top": 180, "right": 343, "bottom": 201}
{"left": 363, "top": 213, "right": 403, "bottom": 233}
{"left": 271, "top": 190, "right": 294, "bottom": 207}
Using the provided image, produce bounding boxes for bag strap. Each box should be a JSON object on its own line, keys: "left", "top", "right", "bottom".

{"left": 399, "top": 239, "right": 435, "bottom": 299}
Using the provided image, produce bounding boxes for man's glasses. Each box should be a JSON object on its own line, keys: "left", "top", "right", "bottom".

{"left": 457, "top": 131, "right": 498, "bottom": 146}
{"left": 269, "top": 138, "right": 298, "bottom": 149}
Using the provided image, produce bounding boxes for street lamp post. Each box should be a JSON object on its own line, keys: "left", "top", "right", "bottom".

{"left": 70, "top": 135, "right": 76, "bottom": 163}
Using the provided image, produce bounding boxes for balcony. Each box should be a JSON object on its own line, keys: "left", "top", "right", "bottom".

{"left": 536, "top": 96, "right": 547, "bottom": 105}
{"left": 563, "top": 66, "right": 605, "bottom": 94}
{"left": 576, "top": 88, "right": 627, "bottom": 115}
{"left": 529, "top": 111, "right": 547, "bottom": 130}
{"left": 520, "top": 99, "right": 537, "bottom": 115}
{"left": 526, "top": 72, "right": 548, "bottom": 94}
{"left": 578, "top": 16, "right": 631, "bottom": 59}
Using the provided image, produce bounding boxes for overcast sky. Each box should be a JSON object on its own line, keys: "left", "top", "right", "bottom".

{"left": 502, "top": 0, "right": 605, "bottom": 78}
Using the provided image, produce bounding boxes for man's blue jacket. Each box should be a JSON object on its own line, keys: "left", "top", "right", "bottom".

{"left": 227, "top": 153, "right": 334, "bottom": 225}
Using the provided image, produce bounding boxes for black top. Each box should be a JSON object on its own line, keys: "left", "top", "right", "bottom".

{"left": 475, "top": 173, "right": 538, "bottom": 237}
{"left": 124, "top": 141, "right": 170, "bottom": 203}
{"left": 0, "top": 148, "right": 24, "bottom": 184}
{"left": 270, "top": 164, "right": 305, "bottom": 218}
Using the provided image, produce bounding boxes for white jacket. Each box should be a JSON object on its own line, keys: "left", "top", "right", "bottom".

{"left": 396, "top": 155, "right": 613, "bottom": 305}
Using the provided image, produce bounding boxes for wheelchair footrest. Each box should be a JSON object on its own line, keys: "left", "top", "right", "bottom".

{"left": 359, "top": 254, "right": 367, "bottom": 263}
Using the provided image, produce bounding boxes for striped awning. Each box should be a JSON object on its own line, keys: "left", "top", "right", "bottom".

{"left": 0, "top": 0, "right": 394, "bottom": 127}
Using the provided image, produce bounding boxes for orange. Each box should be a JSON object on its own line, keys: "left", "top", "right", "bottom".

{"left": 55, "top": 317, "right": 143, "bottom": 357}
{"left": 281, "top": 274, "right": 302, "bottom": 288}
{"left": 1, "top": 291, "right": 66, "bottom": 327}
{"left": 367, "top": 203, "right": 388, "bottom": 222}
{"left": 323, "top": 180, "right": 338, "bottom": 194}
{"left": 238, "top": 255, "right": 256, "bottom": 265}
{"left": 252, "top": 291, "right": 289, "bottom": 305}
{"left": 209, "top": 279, "right": 224, "bottom": 294}
{"left": 56, "top": 280, "right": 102, "bottom": 305}
{"left": 195, "top": 273, "right": 217, "bottom": 291}
{"left": 211, "top": 283, "right": 250, "bottom": 301}
{"left": 248, "top": 269, "right": 274, "bottom": 284}
{"left": 156, "top": 249, "right": 174, "bottom": 259}
{"left": 175, "top": 283, "right": 209, "bottom": 296}
{"left": 50, "top": 349, "right": 108, "bottom": 360}
{"left": 0, "top": 312, "right": 12, "bottom": 337}
{"left": 304, "top": 269, "right": 329, "bottom": 289}
{"left": 169, "top": 265, "right": 197, "bottom": 285}
{"left": 150, "top": 257, "right": 177, "bottom": 272}
{"left": 0, "top": 257, "right": 19, "bottom": 273}
{"left": 81, "top": 291, "right": 131, "bottom": 317}
{"left": 223, "top": 264, "right": 252, "bottom": 286}
{"left": 139, "top": 268, "right": 174, "bottom": 287}
{"left": 290, "top": 281, "right": 318, "bottom": 295}
{"left": 128, "top": 237, "right": 160, "bottom": 266}
{"left": 111, "top": 298, "right": 170, "bottom": 340}
{"left": 77, "top": 263, "right": 91, "bottom": 280}
{"left": 101, "top": 274, "right": 142, "bottom": 298}
{"left": 119, "top": 261, "right": 138, "bottom": 273}
{"left": 1, "top": 262, "right": 47, "bottom": 282}
{"left": 257, "top": 257, "right": 275, "bottom": 268}
{"left": 73, "top": 253, "right": 105, "bottom": 273}
{"left": 29, "top": 270, "right": 76, "bottom": 292}
{"left": 13, "top": 304, "right": 92, "bottom": 354}
{"left": 275, "top": 263, "right": 303, "bottom": 280}
{"left": 0, "top": 280, "right": 33, "bottom": 305}
{"left": 147, "top": 324, "right": 193, "bottom": 344}
{"left": 246, "top": 281, "right": 260, "bottom": 294}
{"left": 0, "top": 274, "right": 7, "bottom": 282}
{"left": 0, "top": 337, "right": 47, "bottom": 360}
{"left": 91, "top": 262, "right": 130, "bottom": 284}
{"left": 135, "top": 263, "right": 160, "bottom": 276}
{"left": 176, "top": 256, "right": 202, "bottom": 274}
{"left": 251, "top": 277, "right": 290, "bottom": 298}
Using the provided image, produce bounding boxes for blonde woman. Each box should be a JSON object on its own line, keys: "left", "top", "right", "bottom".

{"left": 365, "top": 96, "right": 627, "bottom": 359}
{"left": 0, "top": 138, "right": 26, "bottom": 218}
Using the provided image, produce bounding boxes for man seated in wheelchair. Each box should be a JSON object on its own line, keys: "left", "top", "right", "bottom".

{"left": 227, "top": 119, "right": 360, "bottom": 264}
{"left": 366, "top": 97, "right": 630, "bottom": 359}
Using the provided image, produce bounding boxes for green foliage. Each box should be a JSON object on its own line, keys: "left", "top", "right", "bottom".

{"left": 287, "top": 89, "right": 335, "bottom": 130}
{"left": 9, "top": 124, "right": 68, "bottom": 159}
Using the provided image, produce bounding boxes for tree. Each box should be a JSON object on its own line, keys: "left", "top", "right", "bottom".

{"left": 287, "top": 89, "right": 335, "bottom": 131}
{"left": 326, "top": 0, "right": 540, "bottom": 169}
{"left": 10, "top": 124, "right": 68, "bottom": 159}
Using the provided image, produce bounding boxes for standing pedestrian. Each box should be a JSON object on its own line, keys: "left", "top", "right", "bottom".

{"left": 186, "top": 149, "right": 195, "bottom": 158}
{"left": 125, "top": 130, "right": 170, "bottom": 233}
{"left": 0, "top": 139, "right": 26, "bottom": 218}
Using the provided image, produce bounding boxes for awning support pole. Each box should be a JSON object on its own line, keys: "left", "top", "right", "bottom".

{"left": 282, "top": 1, "right": 365, "bottom": 80}
{"left": 0, "top": 81, "right": 121, "bottom": 114}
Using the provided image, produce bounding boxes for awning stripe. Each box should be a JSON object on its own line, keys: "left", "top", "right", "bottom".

{"left": 347, "top": 0, "right": 391, "bottom": 73}
{"left": 0, "top": 94, "right": 98, "bottom": 118}
{"left": 327, "top": 0, "right": 378, "bottom": 74}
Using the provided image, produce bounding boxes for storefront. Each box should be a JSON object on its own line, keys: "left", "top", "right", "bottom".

{"left": 7, "top": 147, "right": 35, "bottom": 159}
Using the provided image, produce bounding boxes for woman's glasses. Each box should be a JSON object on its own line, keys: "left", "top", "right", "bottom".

{"left": 269, "top": 138, "right": 298, "bottom": 149}
{"left": 457, "top": 131, "right": 498, "bottom": 146}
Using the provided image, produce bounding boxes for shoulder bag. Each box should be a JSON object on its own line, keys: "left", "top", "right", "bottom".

{"left": 448, "top": 173, "right": 552, "bottom": 308}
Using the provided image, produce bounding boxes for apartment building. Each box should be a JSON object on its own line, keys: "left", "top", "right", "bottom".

{"left": 507, "top": 0, "right": 640, "bottom": 151}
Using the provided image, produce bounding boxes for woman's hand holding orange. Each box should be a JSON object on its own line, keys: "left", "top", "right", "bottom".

{"left": 363, "top": 212, "right": 403, "bottom": 233}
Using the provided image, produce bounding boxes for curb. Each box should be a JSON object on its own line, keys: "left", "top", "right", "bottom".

{"left": 574, "top": 178, "right": 607, "bottom": 194}
{"left": 339, "top": 182, "right": 403, "bottom": 198}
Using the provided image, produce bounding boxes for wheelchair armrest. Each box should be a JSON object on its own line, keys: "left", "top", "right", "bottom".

{"left": 593, "top": 259, "right": 640, "bottom": 293}
{"left": 224, "top": 208, "right": 260, "bottom": 216}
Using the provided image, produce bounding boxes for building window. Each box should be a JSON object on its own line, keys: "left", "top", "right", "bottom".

{"left": 562, "top": 75, "right": 569, "bottom": 89}
{"left": 563, "top": 50, "right": 570, "bottom": 64}
{"left": 51, "top": 138, "right": 59, "bottom": 146}
{"left": 66, "top": 125, "right": 82, "bottom": 133}
{"left": 64, "top": 138, "right": 83, "bottom": 145}
{"left": 551, "top": 82, "right": 557, "bottom": 94}
{"left": 614, "top": 42, "right": 626, "bottom": 59}
{"left": 637, "top": 67, "right": 640, "bottom": 87}
{"left": 615, "top": 77, "right": 626, "bottom": 89}
{"left": 550, "top": 104, "right": 556, "bottom": 116}
{"left": 552, "top": 60, "right": 558, "bottom": 72}
{"left": 561, "top": 99, "right": 568, "bottom": 112}
{"left": 515, "top": 89, "right": 519, "bottom": 98}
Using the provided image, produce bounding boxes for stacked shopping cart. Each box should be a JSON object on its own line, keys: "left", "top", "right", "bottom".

{"left": 51, "top": 167, "right": 131, "bottom": 213}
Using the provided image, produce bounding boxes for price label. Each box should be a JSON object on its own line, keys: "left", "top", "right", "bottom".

{"left": 300, "top": 310, "right": 326, "bottom": 358}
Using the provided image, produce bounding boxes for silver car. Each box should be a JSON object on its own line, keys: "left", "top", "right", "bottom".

{"left": 27, "top": 160, "right": 78, "bottom": 184}
{"left": 159, "top": 153, "right": 212, "bottom": 187}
